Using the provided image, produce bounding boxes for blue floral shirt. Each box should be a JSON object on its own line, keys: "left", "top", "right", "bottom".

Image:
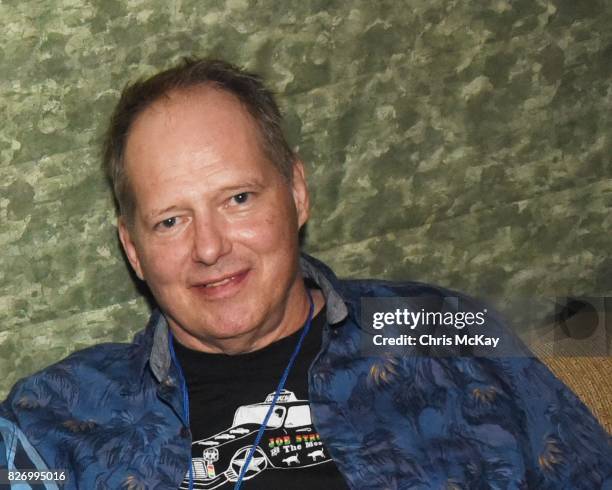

{"left": 1, "top": 254, "right": 611, "bottom": 489}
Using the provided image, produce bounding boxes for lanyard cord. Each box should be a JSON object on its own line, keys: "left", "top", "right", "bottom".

{"left": 168, "top": 290, "right": 315, "bottom": 490}
{"left": 168, "top": 329, "right": 193, "bottom": 490}
{"left": 234, "top": 290, "right": 314, "bottom": 489}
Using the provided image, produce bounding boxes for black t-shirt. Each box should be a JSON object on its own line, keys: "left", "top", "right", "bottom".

{"left": 174, "top": 306, "right": 349, "bottom": 489}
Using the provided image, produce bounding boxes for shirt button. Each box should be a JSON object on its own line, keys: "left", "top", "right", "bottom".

{"left": 159, "top": 377, "right": 176, "bottom": 395}
{"left": 180, "top": 427, "right": 191, "bottom": 438}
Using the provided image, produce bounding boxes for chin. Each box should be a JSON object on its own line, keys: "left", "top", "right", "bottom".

{"left": 195, "top": 311, "right": 264, "bottom": 339}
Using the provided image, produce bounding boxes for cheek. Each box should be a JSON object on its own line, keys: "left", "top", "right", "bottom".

{"left": 139, "top": 242, "right": 189, "bottom": 284}
{"left": 234, "top": 209, "right": 299, "bottom": 253}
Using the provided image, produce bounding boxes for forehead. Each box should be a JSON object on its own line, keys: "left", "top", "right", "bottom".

{"left": 123, "top": 87, "right": 277, "bottom": 199}
{"left": 126, "top": 86, "right": 263, "bottom": 159}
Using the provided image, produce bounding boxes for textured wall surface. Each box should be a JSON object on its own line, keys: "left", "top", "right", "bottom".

{"left": 1, "top": 0, "right": 611, "bottom": 398}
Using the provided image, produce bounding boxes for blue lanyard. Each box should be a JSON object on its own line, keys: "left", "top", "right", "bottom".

{"left": 168, "top": 329, "right": 194, "bottom": 489}
{"left": 168, "top": 290, "right": 315, "bottom": 490}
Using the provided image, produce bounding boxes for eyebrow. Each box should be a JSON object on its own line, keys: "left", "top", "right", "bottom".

{"left": 219, "top": 181, "right": 265, "bottom": 193}
{"left": 149, "top": 205, "right": 181, "bottom": 219}
{"left": 147, "top": 181, "right": 266, "bottom": 218}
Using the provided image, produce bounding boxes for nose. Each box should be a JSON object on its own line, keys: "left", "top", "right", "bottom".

{"left": 191, "top": 212, "right": 232, "bottom": 265}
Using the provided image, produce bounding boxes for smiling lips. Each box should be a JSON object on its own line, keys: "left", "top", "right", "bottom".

{"left": 192, "top": 270, "right": 250, "bottom": 298}
{"left": 205, "top": 276, "right": 235, "bottom": 288}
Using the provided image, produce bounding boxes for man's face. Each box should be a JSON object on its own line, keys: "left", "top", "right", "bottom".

{"left": 118, "top": 87, "right": 310, "bottom": 353}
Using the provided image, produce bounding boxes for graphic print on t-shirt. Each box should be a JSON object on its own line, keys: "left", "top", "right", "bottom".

{"left": 180, "top": 389, "right": 332, "bottom": 489}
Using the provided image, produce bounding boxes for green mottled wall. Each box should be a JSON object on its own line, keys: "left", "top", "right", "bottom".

{"left": 1, "top": 0, "right": 611, "bottom": 397}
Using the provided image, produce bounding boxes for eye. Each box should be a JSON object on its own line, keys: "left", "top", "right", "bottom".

{"left": 157, "top": 217, "right": 177, "bottom": 229}
{"left": 231, "top": 192, "right": 251, "bottom": 205}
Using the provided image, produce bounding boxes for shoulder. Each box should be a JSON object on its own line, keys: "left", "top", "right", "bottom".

{"left": 338, "top": 276, "right": 490, "bottom": 311}
{"left": 335, "top": 276, "right": 524, "bottom": 353}
{"left": 303, "top": 253, "right": 488, "bottom": 311}
{"left": 2, "top": 323, "right": 154, "bottom": 414}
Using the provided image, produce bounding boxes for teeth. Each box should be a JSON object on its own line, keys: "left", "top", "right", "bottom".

{"left": 205, "top": 276, "right": 234, "bottom": 288}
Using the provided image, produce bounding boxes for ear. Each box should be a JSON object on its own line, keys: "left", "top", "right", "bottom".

{"left": 291, "top": 160, "right": 310, "bottom": 228}
{"left": 117, "top": 217, "right": 145, "bottom": 281}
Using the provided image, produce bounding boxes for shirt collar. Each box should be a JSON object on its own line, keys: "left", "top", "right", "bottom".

{"left": 148, "top": 253, "right": 349, "bottom": 383}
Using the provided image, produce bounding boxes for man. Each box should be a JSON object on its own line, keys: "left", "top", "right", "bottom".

{"left": 1, "top": 58, "right": 610, "bottom": 489}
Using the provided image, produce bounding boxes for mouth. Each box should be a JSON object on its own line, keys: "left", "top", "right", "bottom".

{"left": 204, "top": 276, "right": 237, "bottom": 288}
{"left": 192, "top": 270, "right": 250, "bottom": 298}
